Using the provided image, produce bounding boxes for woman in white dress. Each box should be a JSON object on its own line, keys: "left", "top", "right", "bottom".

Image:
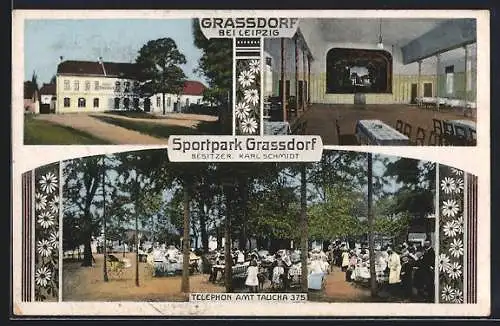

{"left": 245, "top": 260, "right": 259, "bottom": 293}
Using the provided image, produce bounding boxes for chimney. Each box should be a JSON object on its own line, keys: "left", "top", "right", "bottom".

{"left": 59, "top": 56, "right": 63, "bottom": 63}
{"left": 98, "top": 57, "right": 107, "bottom": 77}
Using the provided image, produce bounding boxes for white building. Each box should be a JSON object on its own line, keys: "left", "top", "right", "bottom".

{"left": 55, "top": 59, "right": 207, "bottom": 113}
{"left": 39, "top": 83, "right": 56, "bottom": 113}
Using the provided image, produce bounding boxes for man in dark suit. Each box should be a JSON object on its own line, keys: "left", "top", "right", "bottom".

{"left": 421, "top": 240, "right": 435, "bottom": 302}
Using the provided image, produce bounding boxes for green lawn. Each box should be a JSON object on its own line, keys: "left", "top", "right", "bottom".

{"left": 103, "top": 110, "right": 164, "bottom": 119}
{"left": 92, "top": 115, "right": 222, "bottom": 139}
{"left": 24, "top": 115, "right": 110, "bottom": 145}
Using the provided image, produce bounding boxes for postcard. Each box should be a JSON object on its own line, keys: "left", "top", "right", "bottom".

{"left": 11, "top": 9, "right": 490, "bottom": 317}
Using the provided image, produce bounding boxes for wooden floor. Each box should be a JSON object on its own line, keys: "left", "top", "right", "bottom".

{"left": 292, "top": 104, "right": 476, "bottom": 146}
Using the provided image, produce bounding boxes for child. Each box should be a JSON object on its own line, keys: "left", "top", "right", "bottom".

{"left": 272, "top": 260, "right": 285, "bottom": 290}
{"left": 245, "top": 260, "right": 259, "bottom": 293}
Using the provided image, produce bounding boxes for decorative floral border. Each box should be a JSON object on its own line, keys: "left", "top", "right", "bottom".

{"left": 34, "top": 163, "right": 60, "bottom": 301}
{"left": 438, "top": 165, "right": 465, "bottom": 303}
{"left": 235, "top": 59, "right": 261, "bottom": 135}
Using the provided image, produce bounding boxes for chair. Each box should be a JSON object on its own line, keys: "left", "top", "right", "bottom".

{"left": 336, "top": 119, "right": 359, "bottom": 145}
{"left": 395, "top": 120, "right": 404, "bottom": 133}
{"left": 432, "top": 119, "right": 443, "bottom": 135}
{"left": 428, "top": 130, "right": 442, "bottom": 146}
{"left": 403, "top": 123, "right": 413, "bottom": 138}
{"left": 415, "top": 127, "right": 426, "bottom": 146}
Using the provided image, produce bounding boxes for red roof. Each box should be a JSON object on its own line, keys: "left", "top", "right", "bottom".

{"left": 40, "top": 83, "right": 56, "bottom": 95}
{"left": 57, "top": 60, "right": 142, "bottom": 79}
{"left": 182, "top": 80, "right": 206, "bottom": 96}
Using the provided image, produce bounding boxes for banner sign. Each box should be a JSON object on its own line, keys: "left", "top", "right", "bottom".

{"left": 190, "top": 293, "right": 308, "bottom": 303}
{"left": 199, "top": 17, "right": 300, "bottom": 39}
{"left": 167, "top": 136, "right": 323, "bottom": 162}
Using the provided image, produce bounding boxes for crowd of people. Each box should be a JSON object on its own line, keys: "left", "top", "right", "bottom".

{"left": 329, "top": 239, "right": 435, "bottom": 301}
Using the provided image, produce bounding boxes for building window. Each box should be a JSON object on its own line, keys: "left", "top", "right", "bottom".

{"left": 167, "top": 97, "right": 171, "bottom": 107}
{"left": 115, "top": 81, "right": 121, "bottom": 92}
{"left": 445, "top": 65, "right": 454, "bottom": 95}
{"left": 64, "top": 80, "right": 70, "bottom": 91}
{"left": 156, "top": 96, "right": 161, "bottom": 107}
{"left": 85, "top": 81, "right": 91, "bottom": 91}
{"left": 133, "top": 81, "right": 140, "bottom": 90}
{"left": 185, "top": 98, "right": 190, "bottom": 107}
{"left": 114, "top": 98, "right": 120, "bottom": 109}
{"left": 124, "top": 98, "right": 130, "bottom": 110}
{"left": 78, "top": 98, "right": 86, "bottom": 108}
{"left": 93, "top": 98, "right": 99, "bottom": 108}
{"left": 63, "top": 97, "right": 70, "bottom": 107}
{"left": 94, "top": 81, "right": 99, "bottom": 90}
{"left": 133, "top": 98, "right": 139, "bottom": 110}
{"left": 124, "top": 81, "right": 130, "bottom": 93}
{"left": 74, "top": 81, "right": 79, "bottom": 91}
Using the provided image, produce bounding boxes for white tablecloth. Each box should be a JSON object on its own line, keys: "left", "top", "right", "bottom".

{"left": 264, "top": 121, "right": 291, "bottom": 135}
{"left": 355, "top": 119, "right": 410, "bottom": 145}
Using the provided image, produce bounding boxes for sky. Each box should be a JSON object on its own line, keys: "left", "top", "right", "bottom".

{"left": 24, "top": 19, "right": 206, "bottom": 85}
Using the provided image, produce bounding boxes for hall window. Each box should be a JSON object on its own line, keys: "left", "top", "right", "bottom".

{"left": 85, "top": 81, "right": 91, "bottom": 91}
{"left": 124, "top": 81, "right": 130, "bottom": 93}
{"left": 74, "top": 80, "right": 79, "bottom": 91}
{"left": 133, "top": 98, "right": 139, "bottom": 110}
{"left": 94, "top": 81, "right": 99, "bottom": 90}
{"left": 156, "top": 96, "right": 161, "bottom": 107}
{"left": 115, "top": 81, "right": 121, "bottom": 92}
{"left": 114, "top": 97, "right": 120, "bottom": 109}
{"left": 445, "top": 65, "right": 454, "bottom": 95}
{"left": 167, "top": 97, "right": 171, "bottom": 107}
{"left": 123, "top": 98, "right": 130, "bottom": 110}
{"left": 78, "top": 97, "right": 86, "bottom": 108}
{"left": 93, "top": 98, "right": 99, "bottom": 108}
{"left": 326, "top": 48, "right": 393, "bottom": 94}
{"left": 64, "top": 80, "right": 70, "bottom": 91}
{"left": 63, "top": 97, "right": 70, "bottom": 107}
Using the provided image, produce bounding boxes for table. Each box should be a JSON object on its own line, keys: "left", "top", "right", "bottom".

{"left": 263, "top": 121, "right": 291, "bottom": 135}
{"left": 446, "top": 119, "right": 476, "bottom": 133}
{"left": 355, "top": 120, "right": 410, "bottom": 145}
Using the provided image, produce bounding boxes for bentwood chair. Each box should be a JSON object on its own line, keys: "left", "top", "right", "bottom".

{"left": 396, "top": 120, "right": 404, "bottom": 133}
{"left": 403, "top": 123, "right": 413, "bottom": 138}
{"left": 432, "top": 119, "right": 443, "bottom": 135}
{"left": 336, "top": 119, "right": 359, "bottom": 145}
{"left": 415, "top": 127, "right": 426, "bottom": 146}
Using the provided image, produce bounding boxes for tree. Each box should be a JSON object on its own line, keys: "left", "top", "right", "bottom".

{"left": 50, "top": 75, "right": 57, "bottom": 84}
{"left": 192, "top": 19, "right": 233, "bottom": 132}
{"left": 136, "top": 38, "right": 187, "bottom": 115}
{"left": 31, "top": 71, "right": 40, "bottom": 101}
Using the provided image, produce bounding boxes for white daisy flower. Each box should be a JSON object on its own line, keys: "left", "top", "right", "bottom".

{"left": 248, "top": 59, "right": 261, "bottom": 74}
{"left": 454, "top": 216, "right": 464, "bottom": 234}
{"left": 438, "top": 253, "right": 452, "bottom": 272}
{"left": 37, "top": 239, "right": 53, "bottom": 257}
{"left": 39, "top": 172, "right": 58, "bottom": 194}
{"left": 441, "top": 285, "right": 455, "bottom": 302}
{"left": 48, "top": 195, "right": 60, "bottom": 214}
{"left": 449, "top": 238, "right": 464, "bottom": 258}
{"left": 35, "top": 266, "right": 52, "bottom": 287}
{"left": 441, "top": 177, "right": 456, "bottom": 194}
{"left": 447, "top": 261, "right": 462, "bottom": 280}
{"left": 238, "top": 70, "right": 255, "bottom": 88}
{"left": 244, "top": 89, "right": 260, "bottom": 106}
{"left": 235, "top": 102, "right": 251, "bottom": 120}
{"left": 443, "top": 221, "right": 460, "bottom": 237}
{"left": 451, "top": 168, "right": 463, "bottom": 176}
{"left": 49, "top": 232, "right": 59, "bottom": 248}
{"left": 240, "top": 117, "right": 258, "bottom": 134}
{"left": 35, "top": 193, "right": 47, "bottom": 211}
{"left": 454, "top": 178, "right": 464, "bottom": 194}
{"left": 453, "top": 289, "right": 464, "bottom": 303}
{"left": 442, "top": 200, "right": 459, "bottom": 217}
{"left": 37, "top": 212, "right": 55, "bottom": 229}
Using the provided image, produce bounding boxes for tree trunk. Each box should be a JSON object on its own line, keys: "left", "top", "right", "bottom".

{"left": 300, "top": 164, "right": 308, "bottom": 292}
{"left": 162, "top": 92, "right": 166, "bottom": 115}
{"left": 367, "top": 153, "right": 377, "bottom": 297}
{"left": 224, "top": 185, "right": 233, "bottom": 292}
{"left": 239, "top": 177, "right": 248, "bottom": 251}
{"left": 81, "top": 235, "right": 93, "bottom": 267}
{"left": 135, "top": 212, "right": 139, "bottom": 287}
{"left": 216, "top": 226, "right": 222, "bottom": 249}
{"left": 181, "top": 180, "right": 191, "bottom": 293}
{"left": 102, "top": 156, "right": 108, "bottom": 282}
{"left": 199, "top": 203, "right": 209, "bottom": 253}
